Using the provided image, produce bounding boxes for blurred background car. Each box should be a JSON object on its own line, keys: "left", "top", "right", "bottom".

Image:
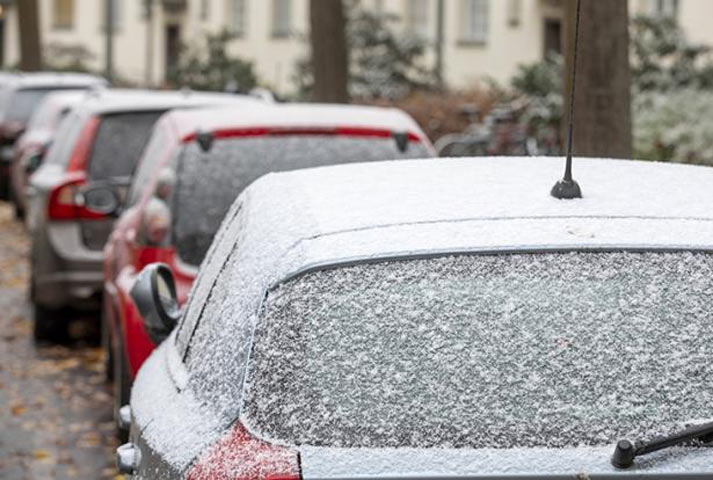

{"left": 0, "top": 72, "right": 106, "bottom": 200}
{"left": 9, "top": 89, "right": 87, "bottom": 219}
{"left": 26, "top": 89, "right": 262, "bottom": 341}
{"left": 103, "top": 103, "right": 436, "bottom": 426}
{"left": 120, "top": 156, "right": 713, "bottom": 479}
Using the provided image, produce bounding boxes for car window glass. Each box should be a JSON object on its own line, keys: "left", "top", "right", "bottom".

{"left": 172, "top": 136, "right": 430, "bottom": 266}
{"left": 6, "top": 88, "right": 58, "bottom": 123}
{"left": 174, "top": 203, "right": 244, "bottom": 358}
{"left": 87, "top": 111, "right": 164, "bottom": 181}
{"left": 26, "top": 99, "right": 57, "bottom": 131}
{"left": 127, "top": 125, "right": 170, "bottom": 206}
{"left": 241, "top": 252, "right": 713, "bottom": 449}
{"left": 43, "top": 112, "right": 84, "bottom": 166}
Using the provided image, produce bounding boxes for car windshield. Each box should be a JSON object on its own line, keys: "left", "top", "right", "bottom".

{"left": 6, "top": 88, "right": 64, "bottom": 123}
{"left": 242, "top": 252, "right": 713, "bottom": 450}
{"left": 173, "top": 135, "right": 431, "bottom": 266}
{"left": 88, "top": 111, "right": 164, "bottom": 181}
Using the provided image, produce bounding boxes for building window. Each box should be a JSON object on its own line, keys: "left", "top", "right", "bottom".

{"left": 460, "top": 0, "right": 488, "bottom": 45}
{"left": 101, "top": 0, "right": 122, "bottom": 31}
{"left": 405, "top": 0, "right": 429, "bottom": 37}
{"left": 53, "top": 0, "right": 74, "bottom": 29}
{"left": 272, "top": 0, "right": 291, "bottom": 38}
{"left": 201, "top": 0, "right": 210, "bottom": 21}
{"left": 507, "top": 0, "right": 521, "bottom": 27}
{"left": 649, "top": 0, "right": 679, "bottom": 18}
{"left": 229, "top": 0, "right": 247, "bottom": 36}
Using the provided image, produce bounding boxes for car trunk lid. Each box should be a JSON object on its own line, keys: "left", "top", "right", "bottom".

{"left": 299, "top": 445, "right": 713, "bottom": 479}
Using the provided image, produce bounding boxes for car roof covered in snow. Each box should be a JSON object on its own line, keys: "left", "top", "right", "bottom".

{"left": 164, "top": 103, "right": 432, "bottom": 145}
{"left": 238, "top": 156, "right": 713, "bottom": 281}
{"left": 35, "top": 89, "right": 88, "bottom": 109}
{"left": 2, "top": 72, "right": 106, "bottom": 90}
{"left": 72, "top": 88, "right": 260, "bottom": 116}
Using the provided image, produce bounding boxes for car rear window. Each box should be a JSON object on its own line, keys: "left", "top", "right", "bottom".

{"left": 6, "top": 88, "right": 72, "bottom": 123}
{"left": 87, "top": 111, "right": 164, "bottom": 181}
{"left": 241, "top": 252, "right": 713, "bottom": 449}
{"left": 173, "top": 135, "right": 431, "bottom": 266}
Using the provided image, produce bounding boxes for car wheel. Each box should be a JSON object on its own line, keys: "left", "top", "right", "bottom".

{"left": 113, "top": 339, "right": 131, "bottom": 443}
{"left": 32, "top": 304, "right": 64, "bottom": 342}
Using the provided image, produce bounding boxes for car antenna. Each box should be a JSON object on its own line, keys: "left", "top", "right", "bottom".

{"left": 551, "top": 0, "right": 583, "bottom": 200}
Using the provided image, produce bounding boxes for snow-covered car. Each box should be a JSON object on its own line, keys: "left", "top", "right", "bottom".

{"left": 119, "top": 157, "right": 713, "bottom": 479}
{"left": 102, "top": 103, "right": 435, "bottom": 430}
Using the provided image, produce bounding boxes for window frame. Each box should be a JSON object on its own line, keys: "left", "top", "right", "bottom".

{"left": 53, "top": 0, "right": 75, "bottom": 30}
{"left": 271, "top": 0, "right": 292, "bottom": 39}
{"left": 405, "top": 0, "right": 429, "bottom": 38}
{"left": 228, "top": 0, "right": 248, "bottom": 37}
{"left": 459, "top": 0, "right": 489, "bottom": 46}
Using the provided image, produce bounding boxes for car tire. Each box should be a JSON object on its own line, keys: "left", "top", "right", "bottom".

{"left": 33, "top": 304, "right": 64, "bottom": 342}
{"left": 113, "top": 339, "right": 131, "bottom": 443}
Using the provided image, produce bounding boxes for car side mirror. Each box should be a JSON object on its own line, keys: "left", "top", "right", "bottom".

{"left": 80, "top": 185, "right": 120, "bottom": 217}
{"left": 130, "top": 263, "right": 180, "bottom": 345}
{"left": 22, "top": 152, "right": 43, "bottom": 174}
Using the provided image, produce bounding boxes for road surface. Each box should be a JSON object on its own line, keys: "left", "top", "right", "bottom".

{"left": 0, "top": 204, "right": 120, "bottom": 479}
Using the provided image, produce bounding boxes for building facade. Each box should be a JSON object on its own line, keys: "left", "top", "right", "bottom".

{"left": 0, "top": 0, "right": 710, "bottom": 94}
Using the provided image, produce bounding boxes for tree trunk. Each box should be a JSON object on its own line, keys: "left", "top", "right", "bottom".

{"left": 309, "top": 0, "right": 349, "bottom": 103}
{"left": 17, "top": 0, "right": 42, "bottom": 71}
{"left": 563, "top": 0, "right": 631, "bottom": 158}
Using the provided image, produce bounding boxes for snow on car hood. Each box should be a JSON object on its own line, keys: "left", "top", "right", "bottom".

{"left": 300, "top": 445, "right": 713, "bottom": 479}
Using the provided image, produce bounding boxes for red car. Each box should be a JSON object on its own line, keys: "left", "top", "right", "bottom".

{"left": 103, "top": 103, "right": 435, "bottom": 423}
{"left": 10, "top": 90, "right": 86, "bottom": 219}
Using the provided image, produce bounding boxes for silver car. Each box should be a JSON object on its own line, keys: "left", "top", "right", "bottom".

{"left": 0, "top": 72, "right": 106, "bottom": 200}
{"left": 120, "top": 156, "right": 713, "bottom": 478}
{"left": 26, "top": 89, "right": 261, "bottom": 340}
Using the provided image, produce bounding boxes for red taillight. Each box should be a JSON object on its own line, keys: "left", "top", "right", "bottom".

{"left": 186, "top": 423, "right": 301, "bottom": 480}
{"left": 67, "top": 116, "right": 100, "bottom": 172}
{"left": 48, "top": 174, "right": 107, "bottom": 221}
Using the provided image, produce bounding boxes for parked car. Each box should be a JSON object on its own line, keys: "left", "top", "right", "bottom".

{"left": 10, "top": 90, "right": 87, "bottom": 218}
{"left": 103, "top": 103, "right": 435, "bottom": 422}
{"left": 0, "top": 72, "right": 106, "bottom": 200}
{"left": 27, "top": 89, "right": 261, "bottom": 341}
{"left": 119, "top": 157, "right": 713, "bottom": 478}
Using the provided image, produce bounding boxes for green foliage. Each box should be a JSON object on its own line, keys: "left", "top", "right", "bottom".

{"left": 348, "top": 6, "right": 437, "bottom": 99}
{"left": 630, "top": 16, "right": 713, "bottom": 163}
{"left": 511, "top": 52, "right": 563, "bottom": 99}
{"left": 633, "top": 89, "right": 713, "bottom": 164}
{"left": 295, "top": 2, "right": 437, "bottom": 100}
{"left": 168, "top": 30, "right": 257, "bottom": 92}
{"left": 507, "top": 16, "right": 713, "bottom": 164}
{"left": 630, "top": 15, "right": 713, "bottom": 92}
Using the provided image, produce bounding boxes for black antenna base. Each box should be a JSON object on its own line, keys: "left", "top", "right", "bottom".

{"left": 551, "top": 178, "right": 582, "bottom": 199}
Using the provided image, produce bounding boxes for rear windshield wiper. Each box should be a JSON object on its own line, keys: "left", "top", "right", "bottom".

{"left": 612, "top": 420, "right": 713, "bottom": 468}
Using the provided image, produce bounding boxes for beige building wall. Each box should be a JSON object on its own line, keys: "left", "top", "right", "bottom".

{"left": 3, "top": 0, "right": 713, "bottom": 94}
{"left": 183, "top": 0, "right": 309, "bottom": 92}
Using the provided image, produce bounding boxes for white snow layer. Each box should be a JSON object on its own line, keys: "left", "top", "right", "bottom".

{"left": 133, "top": 157, "right": 713, "bottom": 476}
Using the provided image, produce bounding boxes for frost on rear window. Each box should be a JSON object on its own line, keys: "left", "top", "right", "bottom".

{"left": 242, "top": 252, "right": 713, "bottom": 449}
{"left": 173, "top": 136, "right": 430, "bottom": 266}
{"left": 88, "top": 111, "right": 164, "bottom": 181}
